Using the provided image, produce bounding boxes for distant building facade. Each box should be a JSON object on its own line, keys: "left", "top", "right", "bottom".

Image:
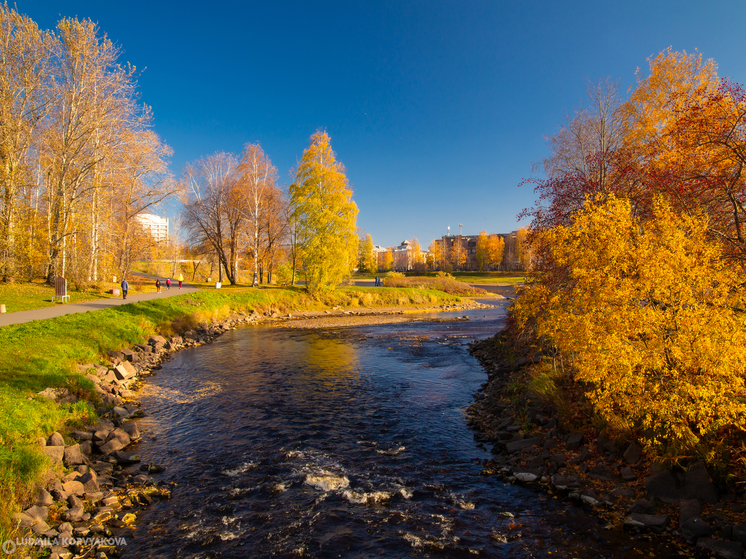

{"left": 136, "top": 213, "right": 169, "bottom": 243}
{"left": 375, "top": 240, "right": 424, "bottom": 272}
{"left": 434, "top": 231, "right": 521, "bottom": 271}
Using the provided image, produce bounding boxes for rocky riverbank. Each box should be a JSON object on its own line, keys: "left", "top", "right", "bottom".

{"left": 11, "top": 300, "right": 492, "bottom": 559}
{"left": 466, "top": 333, "right": 746, "bottom": 559}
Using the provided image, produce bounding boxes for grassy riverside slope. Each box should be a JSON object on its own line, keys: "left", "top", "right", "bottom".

{"left": 0, "top": 285, "right": 462, "bottom": 541}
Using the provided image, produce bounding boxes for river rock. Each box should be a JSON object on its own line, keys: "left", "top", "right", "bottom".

{"left": 48, "top": 479, "right": 66, "bottom": 501}
{"left": 514, "top": 472, "right": 538, "bottom": 482}
{"left": 63, "top": 444, "right": 85, "bottom": 466}
{"left": 680, "top": 498, "right": 701, "bottom": 524}
{"left": 121, "top": 348, "right": 139, "bottom": 362}
{"left": 597, "top": 435, "right": 620, "bottom": 456}
{"left": 91, "top": 507, "right": 114, "bottom": 524}
{"left": 24, "top": 505, "right": 48, "bottom": 524}
{"left": 149, "top": 336, "right": 167, "bottom": 348}
{"left": 680, "top": 517, "right": 713, "bottom": 543}
{"left": 34, "top": 488, "right": 54, "bottom": 507}
{"left": 79, "top": 440, "right": 93, "bottom": 456}
{"left": 696, "top": 539, "right": 743, "bottom": 559}
{"left": 72, "top": 429, "right": 92, "bottom": 441}
{"left": 113, "top": 451, "right": 141, "bottom": 464}
{"left": 122, "top": 421, "right": 140, "bottom": 440}
{"left": 624, "top": 513, "right": 670, "bottom": 533}
{"left": 47, "top": 432, "right": 65, "bottom": 446}
{"left": 630, "top": 499, "right": 654, "bottom": 514}
{"left": 63, "top": 506, "right": 85, "bottom": 522}
{"left": 78, "top": 470, "right": 99, "bottom": 493}
{"left": 590, "top": 464, "right": 617, "bottom": 482}
{"left": 99, "top": 428, "right": 131, "bottom": 454}
{"left": 624, "top": 441, "right": 643, "bottom": 464}
{"left": 62, "top": 480, "right": 84, "bottom": 496}
{"left": 505, "top": 437, "right": 542, "bottom": 453}
{"left": 31, "top": 520, "right": 50, "bottom": 534}
{"left": 683, "top": 461, "right": 719, "bottom": 504}
{"left": 112, "top": 406, "right": 130, "bottom": 418}
{"left": 645, "top": 471, "right": 679, "bottom": 504}
{"left": 565, "top": 433, "right": 583, "bottom": 450}
{"left": 114, "top": 361, "right": 137, "bottom": 380}
{"left": 620, "top": 466, "right": 637, "bottom": 481}
{"left": 108, "top": 350, "right": 124, "bottom": 362}
{"left": 43, "top": 445, "right": 64, "bottom": 463}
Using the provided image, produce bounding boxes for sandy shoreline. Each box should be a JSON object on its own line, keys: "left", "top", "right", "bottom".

{"left": 268, "top": 298, "right": 500, "bottom": 329}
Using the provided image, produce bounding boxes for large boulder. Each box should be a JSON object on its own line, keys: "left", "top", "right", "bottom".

{"left": 63, "top": 444, "right": 85, "bottom": 467}
{"left": 98, "top": 428, "right": 130, "bottom": 455}
{"left": 680, "top": 517, "right": 713, "bottom": 543}
{"left": 42, "top": 446, "right": 64, "bottom": 463}
{"left": 114, "top": 361, "right": 137, "bottom": 381}
{"left": 682, "top": 461, "right": 719, "bottom": 504}
{"left": 623, "top": 441, "right": 643, "bottom": 464}
{"left": 645, "top": 471, "right": 679, "bottom": 504}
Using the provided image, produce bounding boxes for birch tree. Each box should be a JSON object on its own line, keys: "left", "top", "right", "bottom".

{"left": 43, "top": 17, "right": 139, "bottom": 283}
{"left": 290, "top": 131, "right": 358, "bottom": 292}
{"left": 181, "top": 152, "right": 241, "bottom": 284}
{"left": 237, "top": 143, "right": 277, "bottom": 287}
{"left": 0, "top": 4, "right": 52, "bottom": 281}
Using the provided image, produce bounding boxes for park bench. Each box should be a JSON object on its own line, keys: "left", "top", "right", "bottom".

{"left": 51, "top": 277, "right": 70, "bottom": 303}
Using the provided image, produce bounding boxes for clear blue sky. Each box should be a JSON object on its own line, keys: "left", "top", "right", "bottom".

{"left": 18, "top": 1, "right": 746, "bottom": 248}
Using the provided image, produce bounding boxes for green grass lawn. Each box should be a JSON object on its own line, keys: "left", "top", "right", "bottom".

{"left": 0, "top": 283, "right": 461, "bottom": 541}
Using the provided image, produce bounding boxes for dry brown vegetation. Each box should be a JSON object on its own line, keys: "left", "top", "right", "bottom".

{"left": 382, "top": 276, "right": 490, "bottom": 296}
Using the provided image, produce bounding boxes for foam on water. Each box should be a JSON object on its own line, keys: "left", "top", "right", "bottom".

{"left": 305, "top": 471, "right": 350, "bottom": 492}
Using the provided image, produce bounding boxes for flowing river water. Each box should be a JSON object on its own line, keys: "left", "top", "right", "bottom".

{"left": 119, "top": 302, "right": 660, "bottom": 558}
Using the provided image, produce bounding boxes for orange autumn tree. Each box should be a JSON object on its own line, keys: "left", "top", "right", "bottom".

{"left": 512, "top": 195, "right": 746, "bottom": 454}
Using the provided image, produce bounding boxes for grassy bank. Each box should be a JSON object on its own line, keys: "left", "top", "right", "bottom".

{"left": 0, "top": 284, "right": 461, "bottom": 541}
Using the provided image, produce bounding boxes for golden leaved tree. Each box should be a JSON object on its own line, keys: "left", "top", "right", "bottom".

{"left": 358, "top": 233, "right": 376, "bottom": 274}
{"left": 487, "top": 234, "right": 504, "bottom": 269}
{"left": 290, "top": 131, "right": 358, "bottom": 292}
{"left": 512, "top": 195, "right": 746, "bottom": 454}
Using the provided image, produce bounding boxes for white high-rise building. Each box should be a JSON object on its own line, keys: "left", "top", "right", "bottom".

{"left": 135, "top": 213, "right": 169, "bottom": 243}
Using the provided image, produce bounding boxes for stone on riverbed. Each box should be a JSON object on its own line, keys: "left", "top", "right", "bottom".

{"left": 504, "top": 437, "right": 542, "bottom": 453}
{"left": 624, "top": 513, "right": 670, "bottom": 533}
{"left": 98, "top": 429, "right": 130, "bottom": 454}
{"left": 695, "top": 539, "right": 743, "bottom": 559}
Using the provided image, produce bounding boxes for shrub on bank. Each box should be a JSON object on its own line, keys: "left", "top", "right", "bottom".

{"left": 381, "top": 276, "right": 487, "bottom": 296}
{"left": 510, "top": 196, "right": 746, "bottom": 472}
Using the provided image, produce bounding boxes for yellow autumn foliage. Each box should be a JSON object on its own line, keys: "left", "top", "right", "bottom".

{"left": 512, "top": 195, "right": 746, "bottom": 453}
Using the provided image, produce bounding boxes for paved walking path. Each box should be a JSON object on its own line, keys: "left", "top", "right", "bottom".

{"left": 0, "top": 279, "right": 200, "bottom": 328}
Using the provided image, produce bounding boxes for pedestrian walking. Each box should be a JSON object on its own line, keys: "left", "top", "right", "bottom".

{"left": 156, "top": 279, "right": 161, "bottom": 293}
{"left": 166, "top": 278, "right": 171, "bottom": 290}
{"left": 120, "top": 278, "right": 129, "bottom": 300}
{"left": 178, "top": 274, "right": 183, "bottom": 289}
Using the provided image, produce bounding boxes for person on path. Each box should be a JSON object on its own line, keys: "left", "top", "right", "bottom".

{"left": 166, "top": 278, "right": 171, "bottom": 290}
{"left": 178, "top": 274, "right": 183, "bottom": 289}
{"left": 120, "top": 278, "right": 129, "bottom": 300}
{"left": 156, "top": 279, "right": 161, "bottom": 293}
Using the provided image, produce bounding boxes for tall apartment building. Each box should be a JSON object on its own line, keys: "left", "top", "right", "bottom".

{"left": 135, "top": 213, "right": 169, "bottom": 243}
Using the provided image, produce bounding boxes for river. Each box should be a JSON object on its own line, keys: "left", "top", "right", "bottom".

{"left": 119, "top": 302, "right": 657, "bottom": 558}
